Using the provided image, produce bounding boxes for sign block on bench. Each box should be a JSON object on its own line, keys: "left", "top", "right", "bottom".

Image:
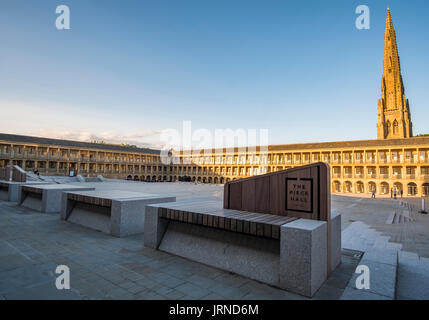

{"left": 61, "top": 190, "right": 176, "bottom": 237}
{"left": 224, "top": 162, "right": 330, "bottom": 221}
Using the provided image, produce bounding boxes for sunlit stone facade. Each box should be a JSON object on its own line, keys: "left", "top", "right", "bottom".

{"left": 1, "top": 134, "right": 429, "bottom": 197}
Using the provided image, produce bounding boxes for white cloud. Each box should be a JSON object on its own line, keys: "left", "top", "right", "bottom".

{"left": 28, "top": 129, "right": 169, "bottom": 149}
{"left": 0, "top": 99, "right": 170, "bottom": 149}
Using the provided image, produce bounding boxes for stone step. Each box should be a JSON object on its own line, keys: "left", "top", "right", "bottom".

{"left": 419, "top": 257, "right": 429, "bottom": 270}
{"left": 399, "top": 250, "right": 419, "bottom": 261}
{"left": 394, "top": 213, "right": 400, "bottom": 224}
{"left": 341, "top": 221, "right": 403, "bottom": 256}
{"left": 386, "top": 212, "right": 395, "bottom": 224}
{"left": 386, "top": 242, "right": 402, "bottom": 250}
{"left": 398, "top": 251, "right": 421, "bottom": 268}
{"left": 340, "top": 247, "right": 398, "bottom": 300}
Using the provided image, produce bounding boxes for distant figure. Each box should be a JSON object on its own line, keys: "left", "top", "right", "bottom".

{"left": 390, "top": 188, "right": 393, "bottom": 198}
{"left": 400, "top": 189, "right": 403, "bottom": 198}
{"left": 394, "top": 188, "right": 397, "bottom": 199}
{"left": 371, "top": 189, "right": 376, "bottom": 199}
{"left": 34, "top": 169, "right": 39, "bottom": 176}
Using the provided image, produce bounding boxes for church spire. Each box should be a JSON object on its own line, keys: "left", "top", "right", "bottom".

{"left": 377, "top": 7, "right": 413, "bottom": 139}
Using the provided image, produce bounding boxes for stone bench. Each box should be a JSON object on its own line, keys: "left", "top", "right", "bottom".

{"left": 19, "top": 184, "right": 96, "bottom": 213}
{"left": 0, "top": 180, "right": 51, "bottom": 202}
{"left": 144, "top": 163, "right": 341, "bottom": 298}
{"left": 61, "top": 190, "right": 175, "bottom": 237}
{"left": 145, "top": 200, "right": 341, "bottom": 297}
{"left": 152, "top": 200, "right": 298, "bottom": 239}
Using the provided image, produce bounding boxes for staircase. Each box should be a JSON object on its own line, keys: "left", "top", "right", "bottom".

{"left": 386, "top": 202, "right": 416, "bottom": 224}
{"left": 340, "top": 207, "right": 429, "bottom": 300}
{"left": 396, "top": 250, "right": 429, "bottom": 300}
{"left": 340, "top": 221, "right": 401, "bottom": 300}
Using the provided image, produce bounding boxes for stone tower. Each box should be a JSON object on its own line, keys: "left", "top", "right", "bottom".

{"left": 377, "top": 7, "right": 413, "bottom": 139}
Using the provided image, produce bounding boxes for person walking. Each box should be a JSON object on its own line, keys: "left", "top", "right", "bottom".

{"left": 400, "top": 189, "right": 403, "bottom": 198}
{"left": 391, "top": 188, "right": 393, "bottom": 198}
{"left": 394, "top": 188, "right": 397, "bottom": 199}
{"left": 372, "top": 189, "right": 376, "bottom": 199}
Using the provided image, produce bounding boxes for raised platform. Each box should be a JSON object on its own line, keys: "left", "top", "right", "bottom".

{"left": 19, "top": 184, "right": 96, "bottom": 213}
{"left": 144, "top": 200, "right": 341, "bottom": 297}
{"left": 61, "top": 190, "right": 176, "bottom": 237}
{"left": 0, "top": 180, "right": 51, "bottom": 203}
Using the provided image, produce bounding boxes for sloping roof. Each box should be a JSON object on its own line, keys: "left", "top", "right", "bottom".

{"left": 0, "top": 133, "right": 160, "bottom": 155}
{"left": 2, "top": 133, "right": 428, "bottom": 156}
{"left": 176, "top": 136, "right": 429, "bottom": 155}
{"left": 268, "top": 136, "right": 429, "bottom": 151}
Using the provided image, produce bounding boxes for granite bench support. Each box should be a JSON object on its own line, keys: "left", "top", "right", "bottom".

{"left": 19, "top": 184, "right": 96, "bottom": 213}
{"left": 144, "top": 201, "right": 340, "bottom": 297}
{"left": 0, "top": 180, "right": 50, "bottom": 203}
{"left": 61, "top": 190, "right": 176, "bottom": 237}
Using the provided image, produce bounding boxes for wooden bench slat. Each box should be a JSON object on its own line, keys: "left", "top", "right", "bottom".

{"left": 158, "top": 205, "right": 297, "bottom": 239}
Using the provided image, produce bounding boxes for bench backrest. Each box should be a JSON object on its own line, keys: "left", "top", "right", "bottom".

{"left": 224, "top": 162, "right": 330, "bottom": 221}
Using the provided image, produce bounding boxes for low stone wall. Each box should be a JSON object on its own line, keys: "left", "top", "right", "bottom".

{"left": 144, "top": 201, "right": 342, "bottom": 297}
{"left": 20, "top": 184, "right": 96, "bottom": 213}
{"left": 0, "top": 181, "right": 51, "bottom": 203}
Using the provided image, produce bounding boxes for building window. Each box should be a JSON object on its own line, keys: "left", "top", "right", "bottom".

{"left": 407, "top": 183, "right": 417, "bottom": 196}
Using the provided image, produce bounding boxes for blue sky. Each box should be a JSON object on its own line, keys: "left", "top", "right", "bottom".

{"left": 0, "top": 0, "right": 428, "bottom": 148}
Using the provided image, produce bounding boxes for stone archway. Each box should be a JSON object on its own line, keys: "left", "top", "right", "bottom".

{"left": 344, "top": 181, "right": 352, "bottom": 193}
{"left": 407, "top": 183, "right": 417, "bottom": 196}
{"left": 422, "top": 183, "right": 429, "bottom": 196}
{"left": 368, "top": 182, "right": 377, "bottom": 194}
{"left": 394, "top": 182, "right": 403, "bottom": 192}
{"left": 380, "top": 182, "right": 389, "bottom": 195}
{"left": 356, "top": 181, "right": 364, "bottom": 193}
{"left": 333, "top": 181, "right": 341, "bottom": 193}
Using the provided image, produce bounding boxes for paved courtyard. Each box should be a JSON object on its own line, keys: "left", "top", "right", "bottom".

{"left": 0, "top": 199, "right": 359, "bottom": 300}
{"left": 0, "top": 179, "right": 428, "bottom": 300}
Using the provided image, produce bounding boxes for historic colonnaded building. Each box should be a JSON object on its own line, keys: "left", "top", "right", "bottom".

{"left": 1, "top": 8, "right": 428, "bottom": 196}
